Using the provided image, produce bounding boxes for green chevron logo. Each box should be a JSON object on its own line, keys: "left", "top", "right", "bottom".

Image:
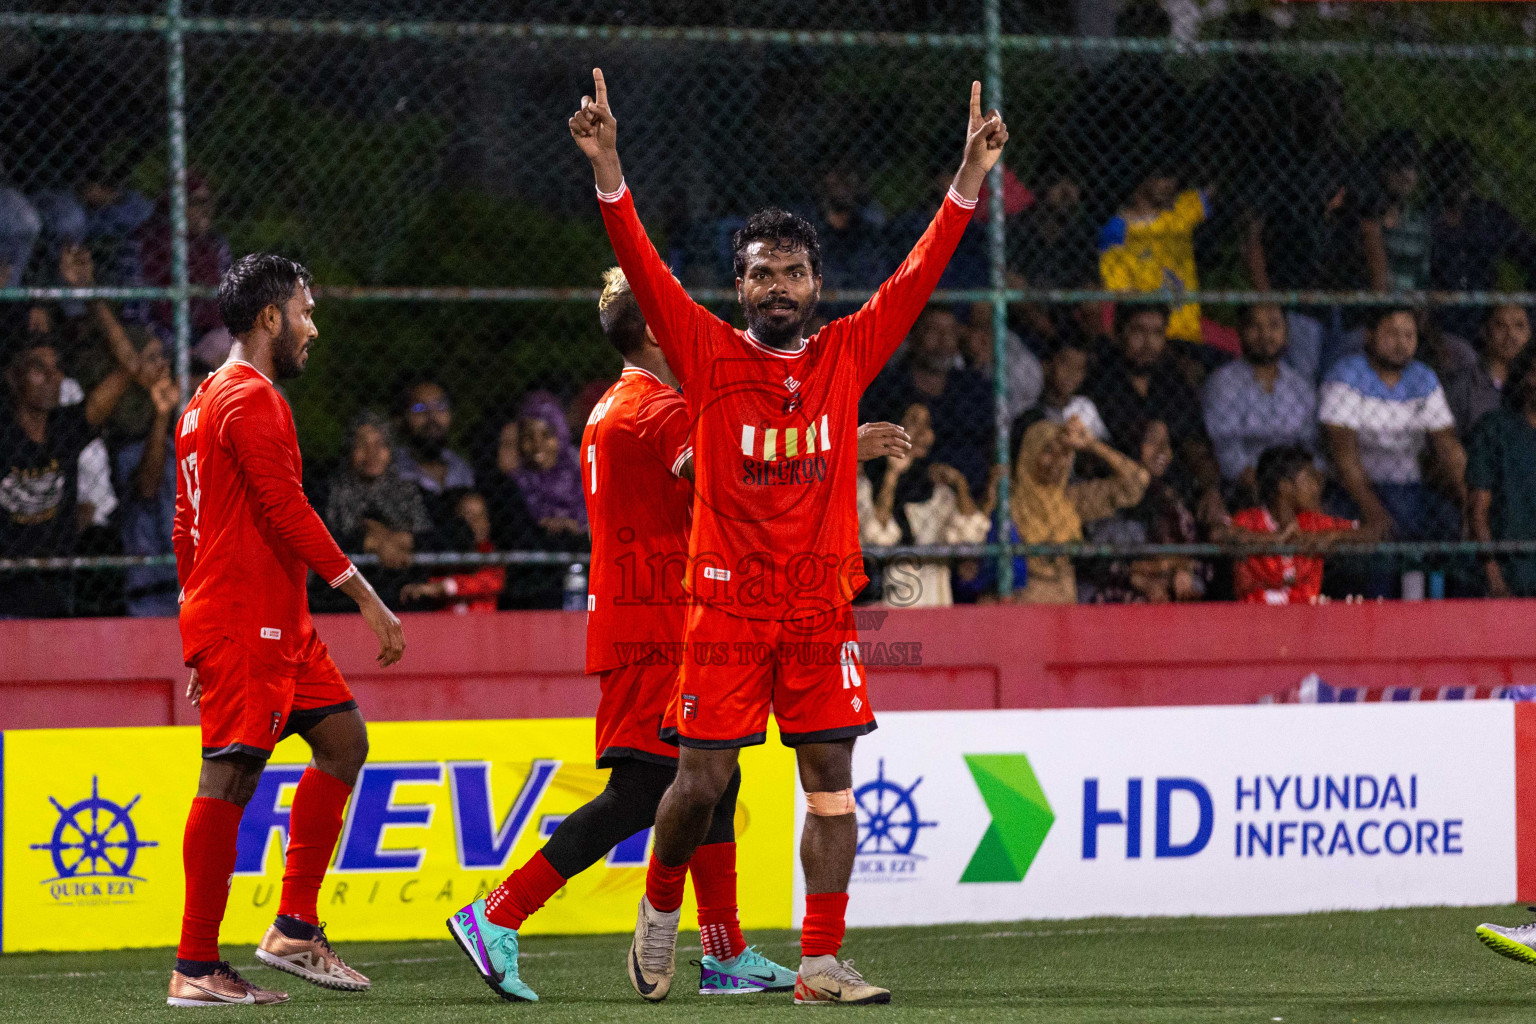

{"left": 960, "top": 753, "right": 1055, "bottom": 883}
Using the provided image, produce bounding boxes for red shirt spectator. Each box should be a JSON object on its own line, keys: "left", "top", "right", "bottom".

{"left": 1231, "top": 506, "right": 1355, "bottom": 605}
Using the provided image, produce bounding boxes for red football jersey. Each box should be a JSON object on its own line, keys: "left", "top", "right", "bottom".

{"left": 173, "top": 361, "right": 355, "bottom": 668}
{"left": 1232, "top": 507, "right": 1356, "bottom": 606}
{"left": 581, "top": 366, "right": 693, "bottom": 673}
{"left": 598, "top": 180, "right": 976, "bottom": 619}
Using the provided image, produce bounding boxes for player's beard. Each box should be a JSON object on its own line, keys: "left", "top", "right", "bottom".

{"left": 272, "top": 312, "right": 309, "bottom": 380}
{"left": 744, "top": 295, "right": 817, "bottom": 350}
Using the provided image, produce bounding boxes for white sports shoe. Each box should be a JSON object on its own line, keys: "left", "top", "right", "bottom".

{"left": 626, "top": 895, "right": 680, "bottom": 1002}
{"left": 794, "top": 955, "right": 891, "bottom": 1005}
{"left": 1477, "top": 910, "right": 1536, "bottom": 965}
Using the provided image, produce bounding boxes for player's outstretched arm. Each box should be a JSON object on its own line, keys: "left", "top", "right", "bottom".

{"left": 846, "top": 83, "right": 1009, "bottom": 389}
{"left": 571, "top": 68, "right": 718, "bottom": 385}
{"left": 338, "top": 571, "right": 406, "bottom": 668}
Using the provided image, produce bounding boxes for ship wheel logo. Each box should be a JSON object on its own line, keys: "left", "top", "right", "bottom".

{"left": 30, "top": 776, "right": 158, "bottom": 881}
{"left": 854, "top": 759, "right": 938, "bottom": 856}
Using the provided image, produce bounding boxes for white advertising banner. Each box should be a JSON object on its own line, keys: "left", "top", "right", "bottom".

{"left": 793, "top": 703, "right": 1516, "bottom": 925}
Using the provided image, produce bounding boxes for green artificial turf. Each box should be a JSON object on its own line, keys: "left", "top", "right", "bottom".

{"left": 4, "top": 905, "right": 1536, "bottom": 1023}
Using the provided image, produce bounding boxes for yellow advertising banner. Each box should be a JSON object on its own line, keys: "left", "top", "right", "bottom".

{"left": 2, "top": 719, "right": 796, "bottom": 952}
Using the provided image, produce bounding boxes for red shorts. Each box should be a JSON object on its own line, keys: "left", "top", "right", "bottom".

{"left": 594, "top": 659, "right": 681, "bottom": 767}
{"left": 191, "top": 633, "right": 356, "bottom": 760}
{"left": 661, "top": 601, "right": 877, "bottom": 749}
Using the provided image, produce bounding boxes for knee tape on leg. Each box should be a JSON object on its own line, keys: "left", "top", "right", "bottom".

{"left": 805, "top": 789, "right": 855, "bottom": 816}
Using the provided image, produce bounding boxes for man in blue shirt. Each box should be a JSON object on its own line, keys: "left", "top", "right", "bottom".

{"left": 1319, "top": 307, "right": 1465, "bottom": 596}
{"left": 1203, "top": 304, "right": 1317, "bottom": 502}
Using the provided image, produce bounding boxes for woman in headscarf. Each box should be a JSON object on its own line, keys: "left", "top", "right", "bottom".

{"left": 513, "top": 390, "right": 589, "bottom": 536}
{"left": 1012, "top": 415, "right": 1149, "bottom": 603}
{"left": 856, "top": 402, "right": 990, "bottom": 607}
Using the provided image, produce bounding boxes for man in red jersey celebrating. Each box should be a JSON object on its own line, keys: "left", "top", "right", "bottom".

{"left": 447, "top": 267, "right": 911, "bottom": 1002}
{"left": 570, "top": 69, "right": 1007, "bottom": 1004}
{"left": 168, "top": 253, "right": 405, "bottom": 1007}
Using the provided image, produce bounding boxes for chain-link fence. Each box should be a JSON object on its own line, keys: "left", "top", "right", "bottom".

{"left": 5, "top": 1, "right": 1536, "bottom": 617}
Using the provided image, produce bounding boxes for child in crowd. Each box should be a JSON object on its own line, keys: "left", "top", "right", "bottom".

{"left": 1229, "top": 445, "right": 1378, "bottom": 605}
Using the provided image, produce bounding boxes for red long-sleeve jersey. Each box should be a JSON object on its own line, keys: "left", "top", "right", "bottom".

{"left": 581, "top": 366, "right": 693, "bottom": 672}
{"left": 597, "top": 180, "right": 976, "bottom": 619}
{"left": 173, "top": 360, "right": 355, "bottom": 668}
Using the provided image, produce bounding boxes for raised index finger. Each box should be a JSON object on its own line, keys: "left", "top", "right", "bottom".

{"left": 969, "top": 80, "right": 981, "bottom": 126}
{"left": 593, "top": 68, "right": 608, "bottom": 107}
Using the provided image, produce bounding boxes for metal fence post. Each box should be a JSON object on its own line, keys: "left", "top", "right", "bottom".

{"left": 166, "top": 0, "right": 192, "bottom": 404}
{"left": 984, "top": 0, "right": 1012, "bottom": 596}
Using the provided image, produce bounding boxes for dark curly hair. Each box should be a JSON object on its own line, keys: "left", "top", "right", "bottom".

{"left": 732, "top": 208, "right": 821, "bottom": 279}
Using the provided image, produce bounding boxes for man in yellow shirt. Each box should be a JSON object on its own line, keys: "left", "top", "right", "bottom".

{"left": 1098, "top": 170, "right": 1208, "bottom": 344}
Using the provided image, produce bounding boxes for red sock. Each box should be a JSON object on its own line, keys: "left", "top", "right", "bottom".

{"left": 486, "top": 850, "right": 566, "bottom": 931}
{"left": 177, "top": 796, "right": 244, "bottom": 962}
{"left": 691, "top": 842, "right": 746, "bottom": 960}
{"left": 800, "top": 892, "right": 849, "bottom": 958}
{"left": 645, "top": 853, "right": 689, "bottom": 914}
{"left": 277, "top": 766, "right": 352, "bottom": 925}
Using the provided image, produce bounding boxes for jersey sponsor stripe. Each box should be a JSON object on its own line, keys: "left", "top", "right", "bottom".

{"left": 740, "top": 425, "right": 755, "bottom": 457}
{"left": 820, "top": 414, "right": 831, "bottom": 452}
{"left": 764, "top": 428, "right": 777, "bottom": 462}
{"left": 785, "top": 428, "right": 799, "bottom": 457}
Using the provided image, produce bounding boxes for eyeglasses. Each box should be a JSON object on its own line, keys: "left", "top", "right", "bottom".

{"left": 408, "top": 400, "right": 450, "bottom": 414}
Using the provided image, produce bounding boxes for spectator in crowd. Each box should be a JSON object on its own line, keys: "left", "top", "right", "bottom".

{"left": 400, "top": 489, "right": 506, "bottom": 614}
{"left": 857, "top": 402, "right": 989, "bottom": 608}
{"left": 30, "top": 152, "right": 155, "bottom": 297}
{"left": 115, "top": 342, "right": 180, "bottom": 616}
{"left": 863, "top": 305, "right": 994, "bottom": 490}
{"left": 1238, "top": 70, "right": 1355, "bottom": 383}
{"left": 392, "top": 377, "right": 475, "bottom": 533}
{"left": 1359, "top": 128, "right": 1431, "bottom": 296}
{"left": 1008, "top": 163, "right": 1098, "bottom": 343}
{"left": 137, "top": 172, "right": 231, "bottom": 336}
{"left": 1086, "top": 304, "right": 1227, "bottom": 528}
{"left": 1467, "top": 345, "right": 1536, "bottom": 598}
{"left": 1083, "top": 419, "right": 1210, "bottom": 604}
{"left": 1013, "top": 331, "right": 1105, "bottom": 486}
{"left": 1427, "top": 136, "right": 1536, "bottom": 342}
{"left": 1320, "top": 306, "right": 1464, "bottom": 596}
{"left": 0, "top": 338, "right": 135, "bottom": 617}
{"left": 323, "top": 410, "right": 434, "bottom": 601}
{"left": 514, "top": 391, "right": 589, "bottom": 537}
{"left": 812, "top": 167, "right": 890, "bottom": 294}
{"left": 1014, "top": 331, "right": 1109, "bottom": 453}
{"left": 475, "top": 415, "right": 540, "bottom": 548}
{"left": 960, "top": 300, "right": 1042, "bottom": 426}
{"left": 1043, "top": 0, "right": 1187, "bottom": 226}
{"left": 0, "top": 184, "right": 40, "bottom": 287}
{"left": 1230, "top": 444, "right": 1372, "bottom": 606}
{"left": 1444, "top": 304, "right": 1531, "bottom": 442}
{"left": 1011, "top": 415, "right": 1148, "bottom": 604}
{"left": 1202, "top": 303, "right": 1318, "bottom": 502}
{"left": 1098, "top": 167, "right": 1210, "bottom": 346}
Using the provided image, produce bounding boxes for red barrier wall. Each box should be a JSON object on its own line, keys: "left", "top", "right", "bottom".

{"left": 4, "top": 600, "right": 1535, "bottom": 730}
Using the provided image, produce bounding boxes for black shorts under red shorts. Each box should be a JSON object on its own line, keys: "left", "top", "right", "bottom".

{"left": 190, "top": 633, "right": 356, "bottom": 760}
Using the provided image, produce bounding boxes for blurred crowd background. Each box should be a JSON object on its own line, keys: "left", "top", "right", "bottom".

{"left": 5, "top": 0, "right": 1536, "bottom": 616}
